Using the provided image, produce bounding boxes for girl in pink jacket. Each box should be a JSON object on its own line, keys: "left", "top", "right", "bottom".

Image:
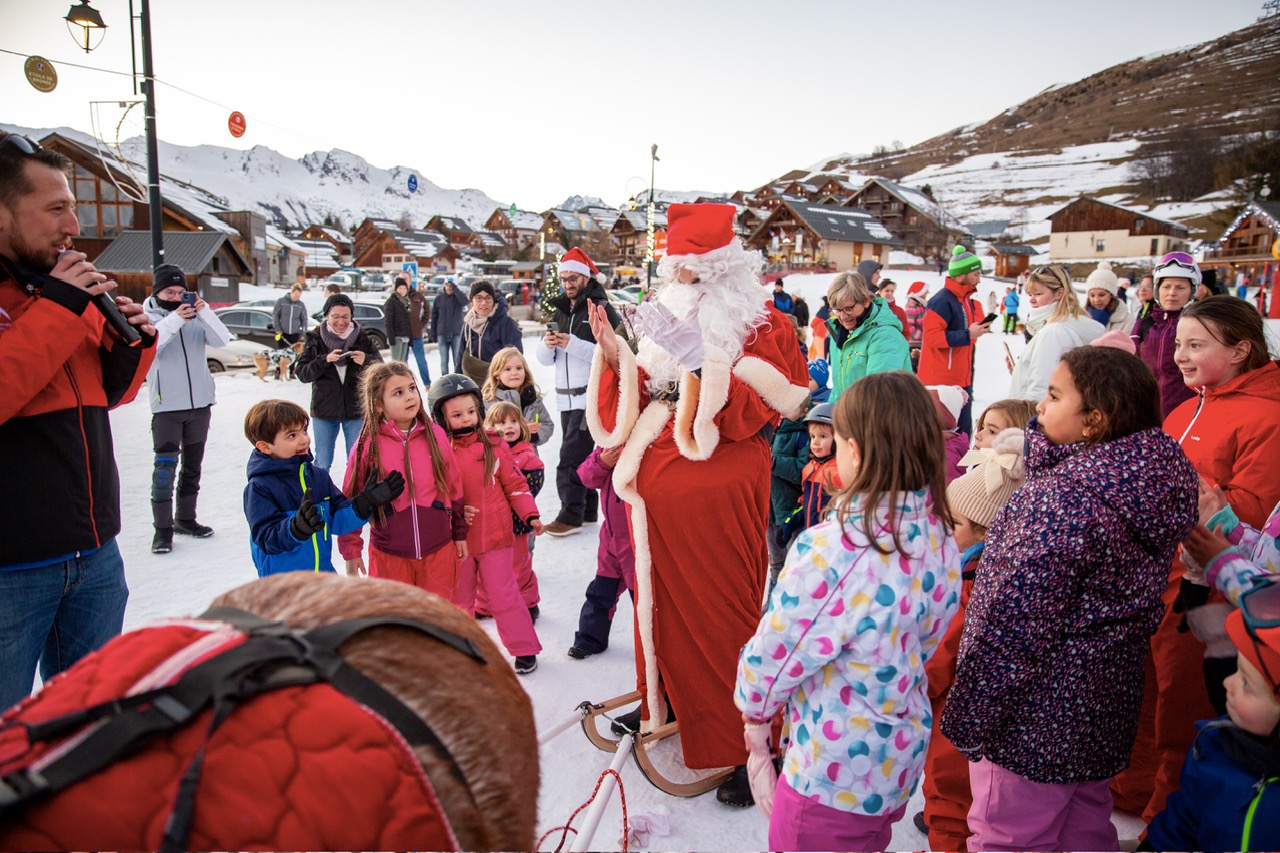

{"left": 339, "top": 362, "right": 467, "bottom": 599}
{"left": 430, "top": 374, "right": 544, "bottom": 675}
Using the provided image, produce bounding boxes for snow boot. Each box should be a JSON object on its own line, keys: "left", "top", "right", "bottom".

{"left": 715, "top": 765, "right": 754, "bottom": 808}
{"left": 174, "top": 518, "right": 214, "bottom": 538}
{"left": 610, "top": 703, "right": 675, "bottom": 736}
{"left": 514, "top": 655, "right": 537, "bottom": 675}
{"left": 151, "top": 528, "right": 173, "bottom": 554}
{"left": 528, "top": 605, "right": 540, "bottom": 623}
{"left": 566, "top": 645, "right": 594, "bottom": 660}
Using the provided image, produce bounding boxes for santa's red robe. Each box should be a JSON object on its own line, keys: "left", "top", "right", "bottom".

{"left": 587, "top": 302, "right": 808, "bottom": 769}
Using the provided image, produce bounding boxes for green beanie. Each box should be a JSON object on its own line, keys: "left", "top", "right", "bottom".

{"left": 948, "top": 245, "right": 981, "bottom": 278}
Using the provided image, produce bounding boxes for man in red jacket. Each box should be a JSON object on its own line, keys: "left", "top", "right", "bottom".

{"left": 918, "top": 245, "right": 991, "bottom": 434}
{"left": 0, "top": 132, "right": 156, "bottom": 710}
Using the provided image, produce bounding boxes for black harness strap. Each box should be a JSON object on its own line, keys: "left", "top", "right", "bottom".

{"left": 0, "top": 608, "right": 487, "bottom": 852}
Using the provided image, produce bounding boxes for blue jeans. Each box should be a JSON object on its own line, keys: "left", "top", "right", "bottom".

{"left": 438, "top": 333, "right": 463, "bottom": 374}
{"left": 0, "top": 539, "right": 129, "bottom": 710}
{"left": 410, "top": 337, "right": 431, "bottom": 385}
{"left": 313, "top": 417, "right": 363, "bottom": 471}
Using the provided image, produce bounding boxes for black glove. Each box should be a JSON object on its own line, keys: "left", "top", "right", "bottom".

{"left": 354, "top": 470, "right": 406, "bottom": 518}
{"left": 1173, "top": 575, "right": 1210, "bottom": 633}
{"left": 290, "top": 490, "right": 324, "bottom": 539}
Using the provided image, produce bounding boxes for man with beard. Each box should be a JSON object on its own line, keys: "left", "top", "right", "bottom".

{"left": 586, "top": 203, "right": 809, "bottom": 805}
{"left": 0, "top": 133, "right": 156, "bottom": 709}
{"left": 537, "top": 248, "right": 621, "bottom": 536}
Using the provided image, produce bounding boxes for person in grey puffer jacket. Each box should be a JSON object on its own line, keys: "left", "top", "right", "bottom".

{"left": 431, "top": 278, "right": 469, "bottom": 375}
{"left": 271, "top": 283, "right": 308, "bottom": 347}
{"left": 143, "top": 264, "right": 232, "bottom": 554}
{"left": 940, "top": 346, "right": 1197, "bottom": 851}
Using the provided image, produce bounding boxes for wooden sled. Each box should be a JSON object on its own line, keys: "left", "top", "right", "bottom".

{"left": 578, "top": 691, "right": 735, "bottom": 798}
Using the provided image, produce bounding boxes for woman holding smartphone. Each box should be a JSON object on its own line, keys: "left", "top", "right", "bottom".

{"left": 142, "top": 264, "right": 232, "bottom": 554}
{"left": 1007, "top": 264, "right": 1104, "bottom": 401}
{"left": 295, "top": 293, "right": 383, "bottom": 472}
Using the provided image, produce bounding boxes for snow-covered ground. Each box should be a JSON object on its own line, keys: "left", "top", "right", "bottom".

{"left": 107, "top": 271, "right": 1173, "bottom": 851}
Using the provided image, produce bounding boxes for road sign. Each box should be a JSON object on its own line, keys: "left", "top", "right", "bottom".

{"left": 402, "top": 261, "right": 419, "bottom": 282}
{"left": 228, "top": 111, "right": 246, "bottom": 138}
{"left": 24, "top": 56, "right": 57, "bottom": 93}
{"left": 407, "top": 174, "right": 418, "bottom": 193}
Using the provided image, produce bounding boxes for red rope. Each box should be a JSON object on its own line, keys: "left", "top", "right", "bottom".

{"left": 536, "top": 767, "right": 629, "bottom": 852}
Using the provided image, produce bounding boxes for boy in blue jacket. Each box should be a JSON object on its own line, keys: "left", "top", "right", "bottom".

{"left": 242, "top": 400, "right": 404, "bottom": 576}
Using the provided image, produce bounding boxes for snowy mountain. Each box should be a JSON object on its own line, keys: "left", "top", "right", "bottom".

{"left": 774, "top": 17, "right": 1280, "bottom": 242}
{"left": 555, "top": 194, "right": 610, "bottom": 211}
{"left": 3, "top": 122, "right": 505, "bottom": 232}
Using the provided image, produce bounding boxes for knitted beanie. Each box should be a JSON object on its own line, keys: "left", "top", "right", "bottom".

{"left": 1090, "top": 329, "right": 1137, "bottom": 354}
{"left": 152, "top": 263, "right": 187, "bottom": 295}
{"left": 1086, "top": 261, "right": 1119, "bottom": 297}
{"left": 807, "top": 358, "right": 830, "bottom": 388}
{"left": 321, "top": 293, "right": 354, "bottom": 317}
{"left": 926, "top": 385, "right": 969, "bottom": 430}
{"left": 948, "top": 428, "right": 1026, "bottom": 528}
{"left": 948, "top": 245, "right": 981, "bottom": 278}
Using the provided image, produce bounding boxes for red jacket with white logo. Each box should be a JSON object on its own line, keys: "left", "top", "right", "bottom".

{"left": 0, "top": 258, "right": 154, "bottom": 565}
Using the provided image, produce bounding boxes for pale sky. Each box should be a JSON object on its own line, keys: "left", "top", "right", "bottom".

{"left": 3, "top": 0, "right": 1266, "bottom": 210}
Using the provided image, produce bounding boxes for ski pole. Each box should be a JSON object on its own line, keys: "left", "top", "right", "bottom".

{"left": 538, "top": 705, "right": 590, "bottom": 745}
{"left": 568, "top": 734, "right": 634, "bottom": 853}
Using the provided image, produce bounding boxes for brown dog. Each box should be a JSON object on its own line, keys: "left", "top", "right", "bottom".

{"left": 211, "top": 573, "right": 540, "bottom": 850}
{"left": 253, "top": 340, "right": 304, "bottom": 381}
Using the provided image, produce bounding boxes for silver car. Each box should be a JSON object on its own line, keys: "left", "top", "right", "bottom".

{"left": 205, "top": 337, "right": 264, "bottom": 372}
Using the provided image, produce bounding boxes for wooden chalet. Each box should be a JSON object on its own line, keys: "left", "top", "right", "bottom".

{"left": 746, "top": 201, "right": 901, "bottom": 271}
{"left": 484, "top": 208, "right": 543, "bottom": 250}
{"left": 611, "top": 209, "right": 669, "bottom": 264}
{"left": 266, "top": 226, "right": 307, "bottom": 285}
{"left": 1201, "top": 200, "right": 1280, "bottom": 294}
{"left": 352, "top": 219, "right": 460, "bottom": 272}
{"left": 293, "top": 238, "right": 342, "bottom": 279}
{"left": 737, "top": 207, "right": 767, "bottom": 238}
{"left": 509, "top": 261, "right": 545, "bottom": 281}
{"left": 1048, "top": 196, "right": 1190, "bottom": 260}
{"left": 426, "top": 215, "right": 476, "bottom": 250}
{"left": 813, "top": 176, "right": 857, "bottom": 200}
{"left": 846, "top": 178, "right": 970, "bottom": 263}
{"left": 93, "top": 230, "right": 251, "bottom": 304}
{"left": 539, "top": 209, "right": 602, "bottom": 250}
{"left": 987, "top": 244, "right": 1039, "bottom": 278}
{"left": 298, "top": 225, "right": 353, "bottom": 263}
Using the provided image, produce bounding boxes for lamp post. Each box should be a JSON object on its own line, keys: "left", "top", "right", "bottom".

{"left": 65, "top": 0, "right": 165, "bottom": 269}
{"left": 646, "top": 144, "right": 659, "bottom": 289}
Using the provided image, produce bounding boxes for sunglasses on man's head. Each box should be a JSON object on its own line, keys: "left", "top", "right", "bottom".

{"left": 0, "top": 135, "right": 43, "bottom": 157}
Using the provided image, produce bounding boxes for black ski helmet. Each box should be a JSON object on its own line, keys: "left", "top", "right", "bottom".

{"left": 427, "top": 373, "right": 483, "bottom": 427}
{"left": 804, "top": 402, "right": 835, "bottom": 426}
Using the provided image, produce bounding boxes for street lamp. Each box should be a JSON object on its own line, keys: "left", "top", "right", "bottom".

{"left": 646, "top": 144, "right": 659, "bottom": 289}
{"left": 63, "top": 0, "right": 165, "bottom": 269}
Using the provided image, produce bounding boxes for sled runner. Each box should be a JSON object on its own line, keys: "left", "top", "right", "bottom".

{"left": 576, "top": 691, "right": 734, "bottom": 798}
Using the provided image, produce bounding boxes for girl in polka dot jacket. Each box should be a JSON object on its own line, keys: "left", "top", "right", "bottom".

{"left": 735, "top": 372, "right": 962, "bottom": 853}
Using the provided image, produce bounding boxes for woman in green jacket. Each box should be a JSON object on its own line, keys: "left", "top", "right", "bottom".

{"left": 826, "top": 270, "right": 911, "bottom": 398}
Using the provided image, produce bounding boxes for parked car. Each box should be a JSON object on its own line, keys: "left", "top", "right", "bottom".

{"left": 309, "top": 300, "right": 389, "bottom": 349}
{"left": 497, "top": 279, "right": 532, "bottom": 305}
{"left": 362, "top": 272, "right": 393, "bottom": 291}
{"left": 324, "top": 270, "right": 362, "bottom": 291}
{"left": 205, "top": 337, "right": 264, "bottom": 372}
{"left": 233, "top": 298, "right": 279, "bottom": 308}
{"left": 214, "top": 307, "right": 279, "bottom": 348}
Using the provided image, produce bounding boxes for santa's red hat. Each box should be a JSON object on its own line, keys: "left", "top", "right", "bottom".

{"left": 666, "top": 203, "right": 736, "bottom": 257}
{"left": 558, "top": 247, "right": 602, "bottom": 282}
{"left": 907, "top": 281, "right": 927, "bottom": 297}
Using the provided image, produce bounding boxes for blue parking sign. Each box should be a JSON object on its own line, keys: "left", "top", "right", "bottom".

{"left": 407, "top": 174, "right": 418, "bottom": 193}
{"left": 402, "top": 261, "right": 419, "bottom": 282}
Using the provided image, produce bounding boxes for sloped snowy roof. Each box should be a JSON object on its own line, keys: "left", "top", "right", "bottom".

{"left": 475, "top": 231, "right": 507, "bottom": 248}
{"left": 293, "top": 238, "right": 341, "bottom": 266}
{"left": 265, "top": 226, "right": 306, "bottom": 254}
{"left": 506, "top": 209, "right": 545, "bottom": 230}
{"left": 319, "top": 226, "right": 351, "bottom": 243}
{"left": 781, "top": 202, "right": 903, "bottom": 246}
{"left": 613, "top": 209, "right": 669, "bottom": 231}
{"left": 94, "top": 230, "right": 251, "bottom": 274}
{"left": 433, "top": 216, "right": 474, "bottom": 234}
{"left": 546, "top": 210, "right": 598, "bottom": 232}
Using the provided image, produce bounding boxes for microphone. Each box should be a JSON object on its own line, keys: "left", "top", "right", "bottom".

{"left": 59, "top": 250, "right": 142, "bottom": 346}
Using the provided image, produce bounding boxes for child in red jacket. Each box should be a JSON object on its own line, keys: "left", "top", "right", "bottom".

{"left": 477, "top": 401, "right": 544, "bottom": 621}
{"left": 926, "top": 385, "right": 970, "bottom": 484}
{"left": 429, "top": 374, "right": 543, "bottom": 675}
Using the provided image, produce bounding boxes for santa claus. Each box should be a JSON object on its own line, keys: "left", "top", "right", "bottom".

{"left": 586, "top": 203, "right": 809, "bottom": 804}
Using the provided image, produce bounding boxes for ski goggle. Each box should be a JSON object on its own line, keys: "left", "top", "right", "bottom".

{"left": 1239, "top": 580, "right": 1280, "bottom": 695}
{"left": 1155, "top": 254, "right": 1199, "bottom": 276}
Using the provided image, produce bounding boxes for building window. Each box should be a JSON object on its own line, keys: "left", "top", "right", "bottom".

{"left": 70, "top": 164, "right": 135, "bottom": 238}
{"left": 1096, "top": 239, "right": 1105, "bottom": 252}
{"left": 1151, "top": 238, "right": 1159, "bottom": 254}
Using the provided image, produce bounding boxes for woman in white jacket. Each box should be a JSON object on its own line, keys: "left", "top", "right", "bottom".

{"left": 1007, "top": 265, "right": 1104, "bottom": 401}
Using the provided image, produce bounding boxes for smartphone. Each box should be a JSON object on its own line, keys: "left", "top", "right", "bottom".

{"left": 1003, "top": 341, "right": 1015, "bottom": 365}
{"left": 181, "top": 291, "right": 198, "bottom": 307}
{"left": 546, "top": 321, "right": 560, "bottom": 334}
{"left": 982, "top": 312, "right": 998, "bottom": 325}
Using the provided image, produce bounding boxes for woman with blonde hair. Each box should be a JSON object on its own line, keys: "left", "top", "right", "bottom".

{"left": 825, "top": 270, "right": 911, "bottom": 399}
{"left": 1007, "top": 264, "right": 1103, "bottom": 401}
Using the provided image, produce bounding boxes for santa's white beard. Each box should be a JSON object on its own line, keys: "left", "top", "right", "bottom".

{"left": 636, "top": 276, "right": 771, "bottom": 392}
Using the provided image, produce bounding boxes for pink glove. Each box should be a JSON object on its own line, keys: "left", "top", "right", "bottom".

{"left": 743, "top": 719, "right": 778, "bottom": 819}
{"left": 633, "top": 300, "right": 703, "bottom": 372}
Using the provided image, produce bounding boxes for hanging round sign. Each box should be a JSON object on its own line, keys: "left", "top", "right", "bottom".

{"left": 407, "top": 174, "right": 419, "bottom": 193}
{"left": 228, "top": 112, "right": 246, "bottom": 138}
{"left": 24, "top": 56, "right": 57, "bottom": 93}
{"left": 1272, "top": 238, "right": 1279, "bottom": 261}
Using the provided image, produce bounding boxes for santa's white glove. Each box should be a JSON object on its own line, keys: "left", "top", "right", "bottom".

{"left": 743, "top": 719, "right": 777, "bottom": 819}
{"left": 633, "top": 300, "right": 703, "bottom": 373}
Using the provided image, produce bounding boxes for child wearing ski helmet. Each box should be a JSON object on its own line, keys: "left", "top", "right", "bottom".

{"left": 428, "top": 374, "right": 543, "bottom": 675}
{"left": 799, "top": 402, "right": 841, "bottom": 530}
{"left": 735, "top": 372, "right": 962, "bottom": 850}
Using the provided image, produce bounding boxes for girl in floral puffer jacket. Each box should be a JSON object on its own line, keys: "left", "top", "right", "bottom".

{"left": 735, "top": 371, "right": 961, "bottom": 852}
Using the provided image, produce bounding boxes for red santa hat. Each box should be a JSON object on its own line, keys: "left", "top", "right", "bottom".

{"left": 907, "top": 281, "right": 927, "bottom": 297}
{"left": 666, "top": 203, "right": 737, "bottom": 257}
{"left": 558, "top": 247, "right": 603, "bottom": 282}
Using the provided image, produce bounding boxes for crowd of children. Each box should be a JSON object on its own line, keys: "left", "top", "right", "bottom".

{"left": 235, "top": 265, "right": 1280, "bottom": 851}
